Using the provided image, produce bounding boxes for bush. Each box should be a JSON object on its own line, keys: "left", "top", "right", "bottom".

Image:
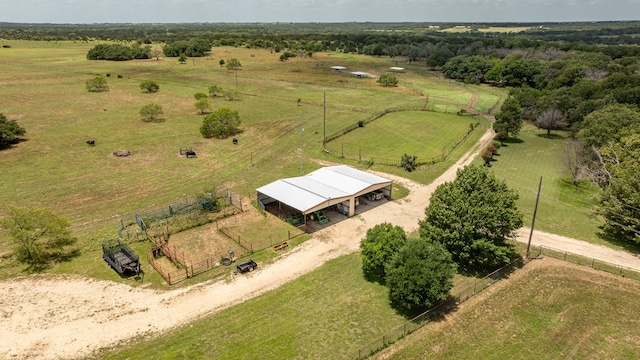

{"left": 85, "top": 76, "right": 109, "bottom": 92}
{"left": 0, "top": 113, "right": 26, "bottom": 148}
{"left": 194, "top": 92, "right": 208, "bottom": 100}
{"left": 139, "top": 103, "right": 164, "bottom": 122}
{"left": 140, "top": 80, "right": 160, "bottom": 93}
{"left": 200, "top": 108, "right": 241, "bottom": 138}
{"left": 401, "top": 154, "right": 417, "bottom": 172}
{"left": 377, "top": 73, "right": 398, "bottom": 87}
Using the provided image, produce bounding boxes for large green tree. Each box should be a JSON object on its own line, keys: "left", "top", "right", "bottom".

{"left": 598, "top": 134, "right": 640, "bottom": 244}
{"left": 0, "top": 207, "right": 77, "bottom": 270}
{"left": 419, "top": 165, "right": 523, "bottom": 273}
{"left": 200, "top": 107, "right": 241, "bottom": 138}
{"left": 360, "top": 222, "right": 407, "bottom": 279}
{"left": 385, "top": 239, "right": 457, "bottom": 311}
{"left": 0, "top": 113, "right": 26, "bottom": 148}
{"left": 579, "top": 104, "right": 640, "bottom": 148}
{"left": 494, "top": 97, "right": 524, "bottom": 138}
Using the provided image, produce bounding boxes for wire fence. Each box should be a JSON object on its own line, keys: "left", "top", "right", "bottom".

{"left": 147, "top": 243, "right": 250, "bottom": 285}
{"left": 324, "top": 120, "right": 480, "bottom": 168}
{"left": 117, "top": 188, "right": 243, "bottom": 241}
{"left": 535, "top": 245, "right": 640, "bottom": 281}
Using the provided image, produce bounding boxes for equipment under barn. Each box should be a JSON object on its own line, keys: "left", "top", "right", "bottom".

{"left": 256, "top": 165, "right": 392, "bottom": 230}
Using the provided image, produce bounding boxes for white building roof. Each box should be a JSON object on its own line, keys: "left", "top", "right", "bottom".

{"left": 331, "top": 66, "right": 346, "bottom": 70}
{"left": 256, "top": 165, "right": 392, "bottom": 214}
{"left": 389, "top": 67, "right": 405, "bottom": 71}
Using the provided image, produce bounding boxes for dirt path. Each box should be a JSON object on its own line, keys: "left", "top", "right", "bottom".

{"left": 1, "top": 126, "right": 639, "bottom": 360}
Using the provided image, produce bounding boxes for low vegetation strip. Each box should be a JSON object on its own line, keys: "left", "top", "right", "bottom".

{"left": 536, "top": 245, "right": 640, "bottom": 281}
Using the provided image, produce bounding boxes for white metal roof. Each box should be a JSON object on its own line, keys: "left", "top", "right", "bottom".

{"left": 331, "top": 65, "right": 346, "bottom": 70}
{"left": 256, "top": 165, "right": 392, "bottom": 214}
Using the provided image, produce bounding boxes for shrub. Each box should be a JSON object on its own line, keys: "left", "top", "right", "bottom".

{"left": 139, "top": 103, "right": 164, "bottom": 122}
{"left": 140, "top": 80, "right": 160, "bottom": 93}
{"left": 401, "top": 154, "right": 417, "bottom": 172}
{"left": 85, "top": 76, "right": 109, "bottom": 92}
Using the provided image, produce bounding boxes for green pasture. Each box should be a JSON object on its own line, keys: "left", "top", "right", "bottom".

{"left": 372, "top": 260, "right": 640, "bottom": 360}
{"left": 0, "top": 41, "right": 501, "bottom": 279}
{"left": 483, "top": 124, "right": 606, "bottom": 247}
{"left": 326, "top": 111, "right": 479, "bottom": 163}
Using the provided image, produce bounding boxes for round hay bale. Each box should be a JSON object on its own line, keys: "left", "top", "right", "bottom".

{"left": 113, "top": 150, "right": 131, "bottom": 157}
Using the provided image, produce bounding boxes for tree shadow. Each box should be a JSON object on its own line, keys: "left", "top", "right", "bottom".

{"left": 390, "top": 294, "right": 459, "bottom": 322}
{"left": 596, "top": 230, "right": 640, "bottom": 255}
{"left": 363, "top": 270, "right": 386, "bottom": 286}
{"left": 501, "top": 137, "right": 523, "bottom": 144}
{"left": 0, "top": 138, "right": 28, "bottom": 150}
{"left": 535, "top": 133, "right": 566, "bottom": 140}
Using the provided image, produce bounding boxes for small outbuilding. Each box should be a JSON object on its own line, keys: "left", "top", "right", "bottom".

{"left": 256, "top": 165, "right": 392, "bottom": 229}
{"left": 331, "top": 66, "right": 346, "bottom": 71}
{"left": 351, "top": 71, "right": 368, "bottom": 78}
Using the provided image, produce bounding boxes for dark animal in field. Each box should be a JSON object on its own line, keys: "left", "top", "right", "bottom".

{"left": 86, "top": 140, "right": 95, "bottom": 146}
{"left": 185, "top": 150, "right": 197, "bottom": 158}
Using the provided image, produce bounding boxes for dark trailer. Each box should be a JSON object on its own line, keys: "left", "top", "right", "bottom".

{"left": 102, "top": 240, "right": 141, "bottom": 276}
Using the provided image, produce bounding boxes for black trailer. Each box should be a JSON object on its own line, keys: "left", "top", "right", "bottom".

{"left": 236, "top": 259, "right": 257, "bottom": 273}
{"left": 102, "top": 240, "right": 141, "bottom": 276}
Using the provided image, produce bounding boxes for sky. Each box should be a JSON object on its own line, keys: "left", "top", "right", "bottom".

{"left": 0, "top": 0, "right": 639, "bottom": 24}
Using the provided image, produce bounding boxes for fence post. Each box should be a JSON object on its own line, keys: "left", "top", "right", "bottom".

{"left": 592, "top": 259, "right": 595, "bottom": 268}
{"left": 564, "top": 252, "right": 567, "bottom": 261}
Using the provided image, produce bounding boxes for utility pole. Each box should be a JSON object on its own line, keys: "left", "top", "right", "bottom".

{"left": 526, "top": 176, "right": 543, "bottom": 260}
{"left": 323, "top": 91, "right": 326, "bottom": 146}
{"left": 299, "top": 111, "right": 304, "bottom": 175}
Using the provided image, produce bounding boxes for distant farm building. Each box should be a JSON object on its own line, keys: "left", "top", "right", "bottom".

{"left": 331, "top": 66, "right": 346, "bottom": 71}
{"left": 389, "top": 67, "right": 405, "bottom": 72}
{"left": 351, "top": 71, "right": 369, "bottom": 78}
{"left": 256, "top": 165, "right": 392, "bottom": 230}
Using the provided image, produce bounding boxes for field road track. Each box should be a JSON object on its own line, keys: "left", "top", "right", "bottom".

{"left": 1, "top": 124, "right": 639, "bottom": 360}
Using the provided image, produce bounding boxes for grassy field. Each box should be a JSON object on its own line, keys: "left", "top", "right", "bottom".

{"left": 0, "top": 41, "right": 501, "bottom": 280}
{"left": 98, "top": 251, "right": 493, "bottom": 360}
{"left": 372, "top": 258, "right": 640, "bottom": 360}
{"left": 325, "top": 111, "right": 480, "bottom": 164}
{"left": 483, "top": 124, "right": 607, "bottom": 247}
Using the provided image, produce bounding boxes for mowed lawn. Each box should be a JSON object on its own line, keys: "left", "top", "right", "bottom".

{"left": 485, "top": 124, "right": 605, "bottom": 246}
{"left": 372, "top": 258, "right": 640, "bottom": 360}
{"left": 328, "top": 111, "right": 479, "bottom": 163}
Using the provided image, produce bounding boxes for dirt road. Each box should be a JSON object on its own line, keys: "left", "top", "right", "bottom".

{"left": 1, "top": 126, "right": 638, "bottom": 360}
